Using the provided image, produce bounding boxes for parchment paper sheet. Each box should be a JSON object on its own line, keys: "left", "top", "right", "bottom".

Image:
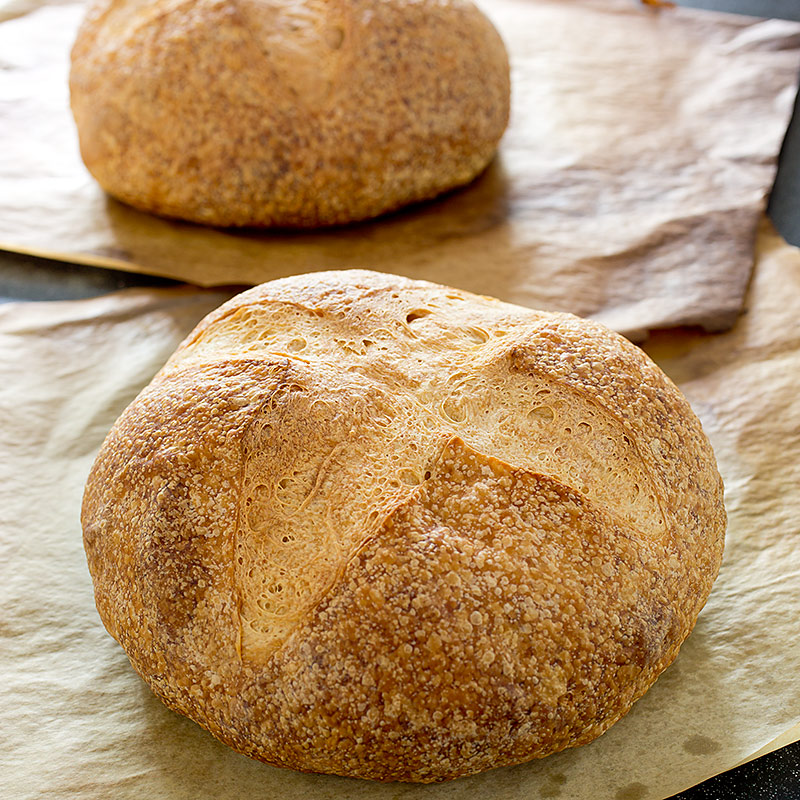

{"left": 2, "top": 0, "right": 800, "bottom": 336}
{"left": 2, "top": 218, "right": 800, "bottom": 799}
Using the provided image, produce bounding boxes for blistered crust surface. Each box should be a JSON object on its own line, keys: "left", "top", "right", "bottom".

{"left": 82, "top": 270, "right": 726, "bottom": 782}
{"left": 69, "top": 0, "right": 510, "bottom": 227}
{"left": 262, "top": 438, "right": 696, "bottom": 781}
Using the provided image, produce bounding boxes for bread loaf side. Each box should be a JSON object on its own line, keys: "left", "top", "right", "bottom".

{"left": 69, "top": 0, "right": 510, "bottom": 227}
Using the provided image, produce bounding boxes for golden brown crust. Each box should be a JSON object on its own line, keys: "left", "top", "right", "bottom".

{"left": 69, "top": 0, "right": 510, "bottom": 228}
{"left": 81, "top": 270, "right": 725, "bottom": 782}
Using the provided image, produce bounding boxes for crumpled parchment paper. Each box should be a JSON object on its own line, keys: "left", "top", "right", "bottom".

{"left": 1, "top": 218, "right": 799, "bottom": 800}
{"left": 1, "top": 0, "right": 800, "bottom": 336}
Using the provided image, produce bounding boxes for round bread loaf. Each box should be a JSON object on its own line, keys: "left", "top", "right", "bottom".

{"left": 82, "top": 270, "right": 725, "bottom": 782}
{"left": 69, "top": 0, "right": 510, "bottom": 228}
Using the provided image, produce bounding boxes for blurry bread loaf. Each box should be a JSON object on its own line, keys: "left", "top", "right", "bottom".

{"left": 69, "top": 0, "right": 510, "bottom": 228}
{"left": 82, "top": 270, "right": 725, "bottom": 782}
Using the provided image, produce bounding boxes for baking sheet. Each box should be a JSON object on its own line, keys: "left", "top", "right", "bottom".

{"left": 2, "top": 0, "right": 800, "bottom": 337}
{"left": 2, "top": 218, "right": 800, "bottom": 799}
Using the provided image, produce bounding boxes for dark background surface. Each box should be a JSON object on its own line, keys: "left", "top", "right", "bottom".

{"left": 1, "top": 1, "right": 799, "bottom": 798}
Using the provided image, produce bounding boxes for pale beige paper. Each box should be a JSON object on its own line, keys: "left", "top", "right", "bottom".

{"left": 2, "top": 218, "right": 800, "bottom": 799}
{"left": 2, "top": 0, "right": 800, "bottom": 336}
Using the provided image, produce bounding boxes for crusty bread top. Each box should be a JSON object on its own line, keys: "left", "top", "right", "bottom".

{"left": 69, "top": 0, "right": 510, "bottom": 227}
{"left": 82, "top": 270, "right": 725, "bottom": 781}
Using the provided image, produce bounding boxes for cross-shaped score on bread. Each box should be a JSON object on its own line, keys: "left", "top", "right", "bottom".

{"left": 82, "top": 270, "right": 725, "bottom": 782}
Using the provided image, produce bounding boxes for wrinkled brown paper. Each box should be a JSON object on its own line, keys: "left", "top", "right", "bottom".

{"left": 2, "top": 0, "right": 800, "bottom": 336}
{"left": 1, "top": 218, "right": 799, "bottom": 799}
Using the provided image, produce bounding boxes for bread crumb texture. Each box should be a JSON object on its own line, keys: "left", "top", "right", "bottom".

{"left": 82, "top": 270, "right": 725, "bottom": 782}
{"left": 69, "top": 0, "right": 510, "bottom": 227}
